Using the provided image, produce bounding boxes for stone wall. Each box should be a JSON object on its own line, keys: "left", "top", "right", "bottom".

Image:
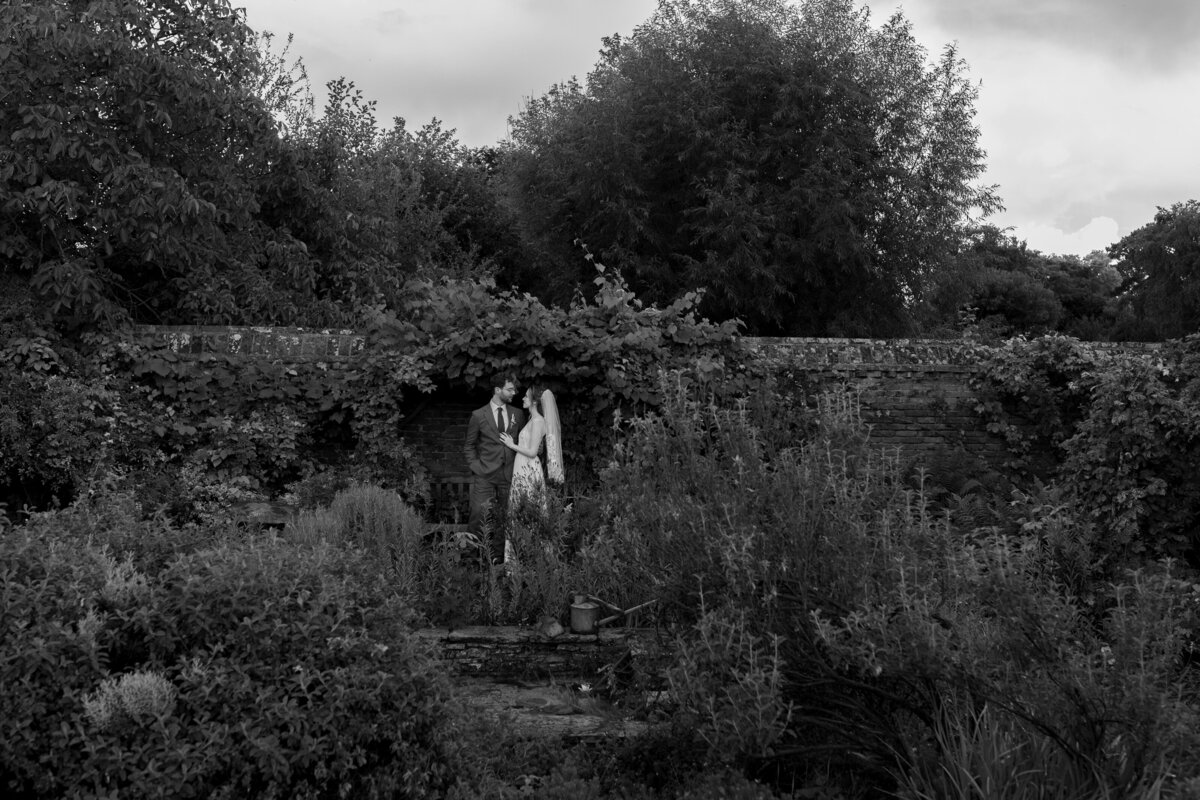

{"left": 413, "top": 625, "right": 667, "bottom": 682}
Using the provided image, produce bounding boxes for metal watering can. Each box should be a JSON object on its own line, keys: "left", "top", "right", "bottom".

{"left": 569, "top": 594, "right": 657, "bottom": 634}
{"left": 569, "top": 595, "right": 600, "bottom": 634}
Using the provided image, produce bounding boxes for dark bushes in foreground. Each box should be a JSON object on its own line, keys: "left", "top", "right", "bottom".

{"left": 0, "top": 526, "right": 475, "bottom": 799}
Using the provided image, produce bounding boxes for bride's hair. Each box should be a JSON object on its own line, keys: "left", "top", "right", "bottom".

{"left": 527, "top": 385, "right": 548, "bottom": 415}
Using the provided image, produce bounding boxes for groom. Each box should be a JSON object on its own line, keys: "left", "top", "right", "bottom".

{"left": 464, "top": 374, "right": 524, "bottom": 563}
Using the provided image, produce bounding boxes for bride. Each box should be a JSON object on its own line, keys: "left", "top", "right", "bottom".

{"left": 498, "top": 386, "right": 563, "bottom": 557}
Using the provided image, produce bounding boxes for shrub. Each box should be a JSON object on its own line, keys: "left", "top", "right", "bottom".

{"left": 0, "top": 366, "right": 117, "bottom": 508}
{"left": 1, "top": 522, "right": 479, "bottom": 799}
{"left": 583, "top": 374, "right": 898, "bottom": 626}
{"left": 665, "top": 607, "right": 792, "bottom": 767}
{"left": 82, "top": 669, "right": 177, "bottom": 731}
{"left": 287, "top": 470, "right": 355, "bottom": 510}
{"left": 281, "top": 505, "right": 340, "bottom": 546}
{"left": 325, "top": 483, "right": 427, "bottom": 590}
{"left": 17, "top": 481, "right": 231, "bottom": 574}
{"left": 815, "top": 521, "right": 1200, "bottom": 798}
{"left": 0, "top": 529, "right": 109, "bottom": 798}
{"left": 972, "top": 334, "right": 1200, "bottom": 569}
{"left": 894, "top": 701, "right": 1110, "bottom": 800}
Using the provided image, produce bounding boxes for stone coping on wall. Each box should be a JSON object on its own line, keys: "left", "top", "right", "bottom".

{"left": 132, "top": 325, "right": 364, "bottom": 361}
{"left": 130, "top": 325, "right": 1163, "bottom": 368}
{"left": 413, "top": 625, "right": 669, "bottom": 682}
{"left": 748, "top": 336, "right": 982, "bottom": 367}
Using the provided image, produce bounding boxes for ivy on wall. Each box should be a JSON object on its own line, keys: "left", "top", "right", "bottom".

{"left": 972, "top": 335, "right": 1200, "bottom": 568}
{"left": 2, "top": 268, "right": 747, "bottom": 515}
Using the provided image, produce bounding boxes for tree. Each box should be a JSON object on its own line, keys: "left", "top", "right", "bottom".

{"left": 261, "top": 82, "right": 517, "bottom": 312}
{"left": 0, "top": 0, "right": 326, "bottom": 326}
{"left": 1, "top": 2, "right": 519, "bottom": 329}
{"left": 1038, "top": 250, "right": 1120, "bottom": 339}
{"left": 1109, "top": 200, "right": 1200, "bottom": 341}
{"left": 500, "top": 0, "right": 999, "bottom": 335}
{"left": 918, "top": 226, "right": 1121, "bottom": 340}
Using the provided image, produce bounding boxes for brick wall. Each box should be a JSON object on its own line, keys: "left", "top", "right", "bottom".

{"left": 751, "top": 337, "right": 1008, "bottom": 469}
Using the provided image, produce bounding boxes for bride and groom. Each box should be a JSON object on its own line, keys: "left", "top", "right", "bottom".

{"left": 464, "top": 374, "right": 564, "bottom": 563}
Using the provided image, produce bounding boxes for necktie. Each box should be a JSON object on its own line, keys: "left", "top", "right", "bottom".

{"left": 496, "top": 406, "right": 504, "bottom": 432}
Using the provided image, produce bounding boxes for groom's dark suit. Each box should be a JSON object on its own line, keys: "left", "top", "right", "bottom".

{"left": 465, "top": 401, "right": 525, "bottom": 562}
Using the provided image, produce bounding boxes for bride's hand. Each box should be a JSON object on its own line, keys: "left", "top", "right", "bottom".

{"left": 499, "top": 432, "right": 513, "bottom": 447}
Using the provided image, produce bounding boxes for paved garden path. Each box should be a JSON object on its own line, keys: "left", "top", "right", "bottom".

{"left": 454, "top": 676, "right": 651, "bottom": 740}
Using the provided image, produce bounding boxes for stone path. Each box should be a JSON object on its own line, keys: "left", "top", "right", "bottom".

{"left": 454, "top": 677, "right": 650, "bottom": 741}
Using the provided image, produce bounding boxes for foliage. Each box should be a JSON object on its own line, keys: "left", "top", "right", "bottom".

{"left": 581, "top": 374, "right": 891, "bottom": 622}
{"left": 494, "top": 487, "right": 586, "bottom": 624}
{"left": 501, "top": 0, "right": 999, "bottom": 335}
{"left": 1043, "top": 250, "right": 1123, "bottom": 339}
{"left": 324, "top": 484, "right": 427, "bottom": 590}
{"left": 919, "top": 226, "right": 1121, "bottom": 340}
{"left": 0, "top": 0, "right": 320, "bottom": 327}
{"left": 1109, "top": 199, "right": 1200, "bottom": 341}
{"left": 100, "top": 334, "right": 431, "bottom": 502}
{"left": 3, "top": 248, "right": 741, "bottom": 518}
{"left": 0, "top": 522, "right": 481, "bottom": 799}
{"left": 579, "top": 369, "right": 1200, "bottom": 796}
{"left": 0, "top": 363, "right": 115, "bottom": 508}
{"left": 265, "top": 83, "right": 510, "bottom": 313}
{"left": 973, "top": 335, "right": 1200, "bottom": 567}
{"left": 1059, "top": 355, "right": 1200, "bottom": 563}
{"left": 1, "top": 1, "right": 520, "bottom": 330}
{"left": 892, "top": 701, "right": 1172, "bottom": 800}
{"left": 970, "top": 334, "right": 1110, "bottom": 472}
{"left": 9, "top": 354, "right": 1200, "bottom": 798}
{"left": 17, "top": 481, "right": 233, "bottom": 574}
{"left": 666, "top": 607, "right": 792, "bottom": 766}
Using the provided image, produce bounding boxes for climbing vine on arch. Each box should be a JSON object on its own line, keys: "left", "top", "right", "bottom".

{"left": 364, "top": 264, "right": 749, "bottom": 476}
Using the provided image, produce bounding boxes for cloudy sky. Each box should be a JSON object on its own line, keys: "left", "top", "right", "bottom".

{"left": 239, "top": 0, "right": 1200, "bottom": 257}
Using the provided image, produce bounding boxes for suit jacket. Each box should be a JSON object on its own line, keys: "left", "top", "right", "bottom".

{"left": 465, "top": 402, "right": 525, "bottom": 480}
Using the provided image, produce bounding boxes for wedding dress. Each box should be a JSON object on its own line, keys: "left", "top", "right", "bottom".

{"left": 509, "top": 420, "right": 547, "bottom": 510}
{"left": 503, "top": 390, "right": 563, "bottom": 563}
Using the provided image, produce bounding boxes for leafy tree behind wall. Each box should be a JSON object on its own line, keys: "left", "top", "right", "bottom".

{"left": 262, "top": 85, "right": 520, "bottom": 313}
{"left": 499, "top": 0, "right": 1000, "bottom": 336}
{"left": 918, "top": 225, "right": 1120, "bottom": 339}
{"left": 1108, "top": 199, "right": 1200, "bottom": 341}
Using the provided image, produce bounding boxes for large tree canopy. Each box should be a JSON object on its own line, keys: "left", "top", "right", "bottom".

{"left": 1, "top": 0, "right": 512, "bottom": 329}
{"left": 1108, "top": 199, "right": 1200, "bottom": 341}
{"left": 0, "top": 0, "right": 298, "bottom": 326}
{"left": 499, "top": 0, "right": 1000, "bottom": 335}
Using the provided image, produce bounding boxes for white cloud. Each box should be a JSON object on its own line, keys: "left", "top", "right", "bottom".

{"left": 1011, "top": 216, "right": 1120, "bottom": 257}
{"left": 241, "top": 0, "right": 657, "bottom": 145}
{"left": 914, "top": 0, "right": 1200, "bottom": 72}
